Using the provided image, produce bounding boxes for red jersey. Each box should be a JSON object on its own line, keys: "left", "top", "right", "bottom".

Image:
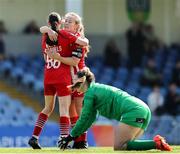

{"left": 42, "top": 30, "right": 77, "bottom": 85}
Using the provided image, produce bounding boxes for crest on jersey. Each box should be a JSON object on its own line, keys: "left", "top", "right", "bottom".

{"left": 126, "top": 0, "right": 151, "bottom": 22}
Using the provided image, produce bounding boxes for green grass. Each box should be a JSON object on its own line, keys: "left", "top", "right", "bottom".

{"left": 0, "top": 146, "right": 180, "bottom": 154}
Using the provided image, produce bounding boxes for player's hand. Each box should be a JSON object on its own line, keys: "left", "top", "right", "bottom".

{"left": 47, "top": 29, "right": 58, "bottom": 41}
{"left": 58, "top": 135, "right": 75, "bottom": 150}
{"left": 46, "top": 50, "right": 60, "bottom": 60}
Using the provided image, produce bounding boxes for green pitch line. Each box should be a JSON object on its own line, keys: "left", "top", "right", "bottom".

{"left": 0, "top": 146, "right": 180, "bottom": 154}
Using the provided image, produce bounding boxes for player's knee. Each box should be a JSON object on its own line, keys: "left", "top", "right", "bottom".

{"left": 60, "top": 107, "right": 69, "bottom": 116}
{"left": 44, "top": 106, "right": 54, "bottom": 114}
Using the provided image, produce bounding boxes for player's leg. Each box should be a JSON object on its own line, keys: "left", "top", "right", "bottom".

{"left": 56, "top": 83, "right": 71, "bottom": 138}
{"left": 58, "top": 95, "right": 71, "bottom": 137}
{"left": 114, "top": 123, "right": 161, "bottom": 150}
{"left": 29, "top": 95, "right": 55, "bottom": 149}
{"left": 114, "top": 105, "right": 150, "bottom": 150}
{"left": 115, "top": 108, "right": 172, "bottom": 151}
{"left": 69, "top": 98, "right": 78, "bottom": 130}
{"left": 125, "top": 128, "right": 172, "bottom": 151}
{"left": 129, "top": 108, "right": 172, "bottom": 151}
{"left": 42, "top": 95, "right": 56, "bottom": 116}
{"left": 74, "top": 97, "right": 83, "bottom": 115}
{"left": 124, "top": 127, "right": 157, "bottom": 151}
{"left": 29, "top": 84, "right": 56, "bottom": 149}
{"left": 114, "top": 123, "right": 141, "bottom": 150}
{"left": 69, "top": 98, "right": 80, "bottom": 148}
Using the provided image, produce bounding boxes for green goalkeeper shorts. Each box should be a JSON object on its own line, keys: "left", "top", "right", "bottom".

{"left": 120, "top": 105, "right": 151, "bottom": 130}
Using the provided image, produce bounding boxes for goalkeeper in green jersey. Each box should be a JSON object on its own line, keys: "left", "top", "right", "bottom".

{"left": 58, "top": 67, "right": 172, "bottom": 151}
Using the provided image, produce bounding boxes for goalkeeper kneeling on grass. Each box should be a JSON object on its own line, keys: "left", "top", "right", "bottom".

{"left": 59, "top": 67, "right": 172, "bottom": 151}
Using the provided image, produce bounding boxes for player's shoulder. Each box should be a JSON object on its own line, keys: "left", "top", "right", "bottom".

{"left": 59, "top": 29, "right": 69, "bottom": 35}
{"left": 59, "top": 29, "right": 76, "bottom": 37}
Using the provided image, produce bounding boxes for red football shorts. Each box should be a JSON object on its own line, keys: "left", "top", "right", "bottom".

{"left": 44, "top": 83, "right": 71, "bottom": 96}
{"left": 72, "top": 91, "right": 84, "bottom": 99}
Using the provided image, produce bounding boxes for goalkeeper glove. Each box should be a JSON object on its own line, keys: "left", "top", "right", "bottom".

{"left": 58, "top": 134, "right": 76, "bottom": 150}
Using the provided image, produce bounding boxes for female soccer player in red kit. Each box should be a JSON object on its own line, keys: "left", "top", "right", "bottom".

{"left": 28, "top": 12, "right": 89, "bottom": 149}
{"left": 44, "top": 12, "right": 89, "bottom": 149}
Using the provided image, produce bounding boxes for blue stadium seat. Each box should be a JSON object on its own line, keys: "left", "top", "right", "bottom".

{"left": 146, "top": 116, "right": 160, "bottom": 134}
{"left": 140, "top": 87, "right": 152, "bottom": 94}
{"left": 176, "top": 115, "right": 180, "bottom": 122}
{"left": 33, "top": 79, "right": 44, "bottom": 92}
{"left": 115, "top": 67, "right": 129, "bottom": 83}
{"left": 160, "top": 87, "right": 167, "bottom": 96}
{"left": 92, "top": 57, "right": 103, "bottom": 69}
{"left": 0, "top": 93, "right": 12, "bottom": 107}
{"left": 91, "top": 67, "right": 99, "bottom": 79}
{"left": 103, "top": 67, "right": 115, "bottom": 76}
{"left": 130, "top": 67, "right": 142, "bottom": 82}
{"left": 111, "top": 80, "right": 124, "bottom": 89}
{"left": 0, "top": 93, "right": 37, "bottom": 126}
{"left": 177, "top": 87, "right": 180, "bottom": 94}
{"left": 125, "top": 82, "right": 140, "bottom": 95}
{"left": 168, "top": 124, "right": 180, "bottom": 144}
{"left": 21, "top": 73, "right": 36, "bottom": 87}
{"left": 98, "top": 75, "right": 113, "bottom": 85}
{"left": 163, "top": 68, "right": 172, "bottom": 85}
{"left": 125, "top": 87, "right": 138, "bottom": 96}
{"left": 138, "top": 87, "right": 152, "bottom": 102}
{"left": 160, "top": 114, "right": 174, "bottom": 121}
{"left": 11, "top": 67, "right": 24, "bottom": 80}
{"left": 0, "top": 60, "right": 13, "bottom": 73}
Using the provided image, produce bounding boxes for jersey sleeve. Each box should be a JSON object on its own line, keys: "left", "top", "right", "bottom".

{"left": 59, "top": 30, "right": 77, "bottom": 44}
{"left": 70, "top": 91, "right": 97, "bottom": 137}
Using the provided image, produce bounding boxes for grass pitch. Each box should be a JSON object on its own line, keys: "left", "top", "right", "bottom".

{"left": 0, "top": 146, "right": 180, "bottom": 154}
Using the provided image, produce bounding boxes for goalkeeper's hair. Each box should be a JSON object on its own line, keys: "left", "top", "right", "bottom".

{"left": 46, "top": 12, "right": 61, "bottom": 46}
{"left": 71, "top": 68, "right": 95, "bottom": 90}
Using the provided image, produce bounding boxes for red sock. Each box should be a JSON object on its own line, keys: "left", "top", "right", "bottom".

{"left": 59, "top": 116, "right": 70, "bottom": 137}
{"left": 70, "top": 116, "right": 79, "bottom": 128}
{"left": 81, "top": 132, "right": 87, "bottom": 141}
{"left": 75, "top": 132, "right": 87, "bottom": 142}
{"left": 32, "top": 112, "right": 48, "bottom": 138}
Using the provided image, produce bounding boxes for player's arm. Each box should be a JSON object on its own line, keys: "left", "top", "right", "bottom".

{"left": 75, "top": 37, "right": 89, "bottom": 46}
{"left": 59, "top": 30, "right": 89, "bottom": 46}
{"left": 40, "top": 26, "right": 58, "bottom": 41}
{"left": 46, "top": 48, "right": 82, "bottom": 66}
{"left": 41, "top": 34, "right": 48, "bottom": 62}
{"left": 40, "top": 26, "right": 89, "bottom": 46}
{"left": 70, "top": 93, "right": 97, "bottom": 138}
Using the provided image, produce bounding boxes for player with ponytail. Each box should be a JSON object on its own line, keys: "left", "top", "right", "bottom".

{"left": 28, "top": 12, "right": 89, "bottom": 149}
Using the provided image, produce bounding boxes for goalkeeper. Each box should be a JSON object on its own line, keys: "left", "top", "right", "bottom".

{"left": 59, "top": 67, "right": 172, "bottom": 151}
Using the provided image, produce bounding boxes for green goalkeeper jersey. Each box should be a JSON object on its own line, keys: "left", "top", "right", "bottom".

{"left": 71, "top": 82, "right": 150, "bottom": 137}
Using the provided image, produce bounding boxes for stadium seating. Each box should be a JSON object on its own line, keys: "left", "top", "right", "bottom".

{"left": 0, "top": 92, "right": 38, "bottom": 126}
{"left": 0, "top": 46, "right": 180, "bottom": 145}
